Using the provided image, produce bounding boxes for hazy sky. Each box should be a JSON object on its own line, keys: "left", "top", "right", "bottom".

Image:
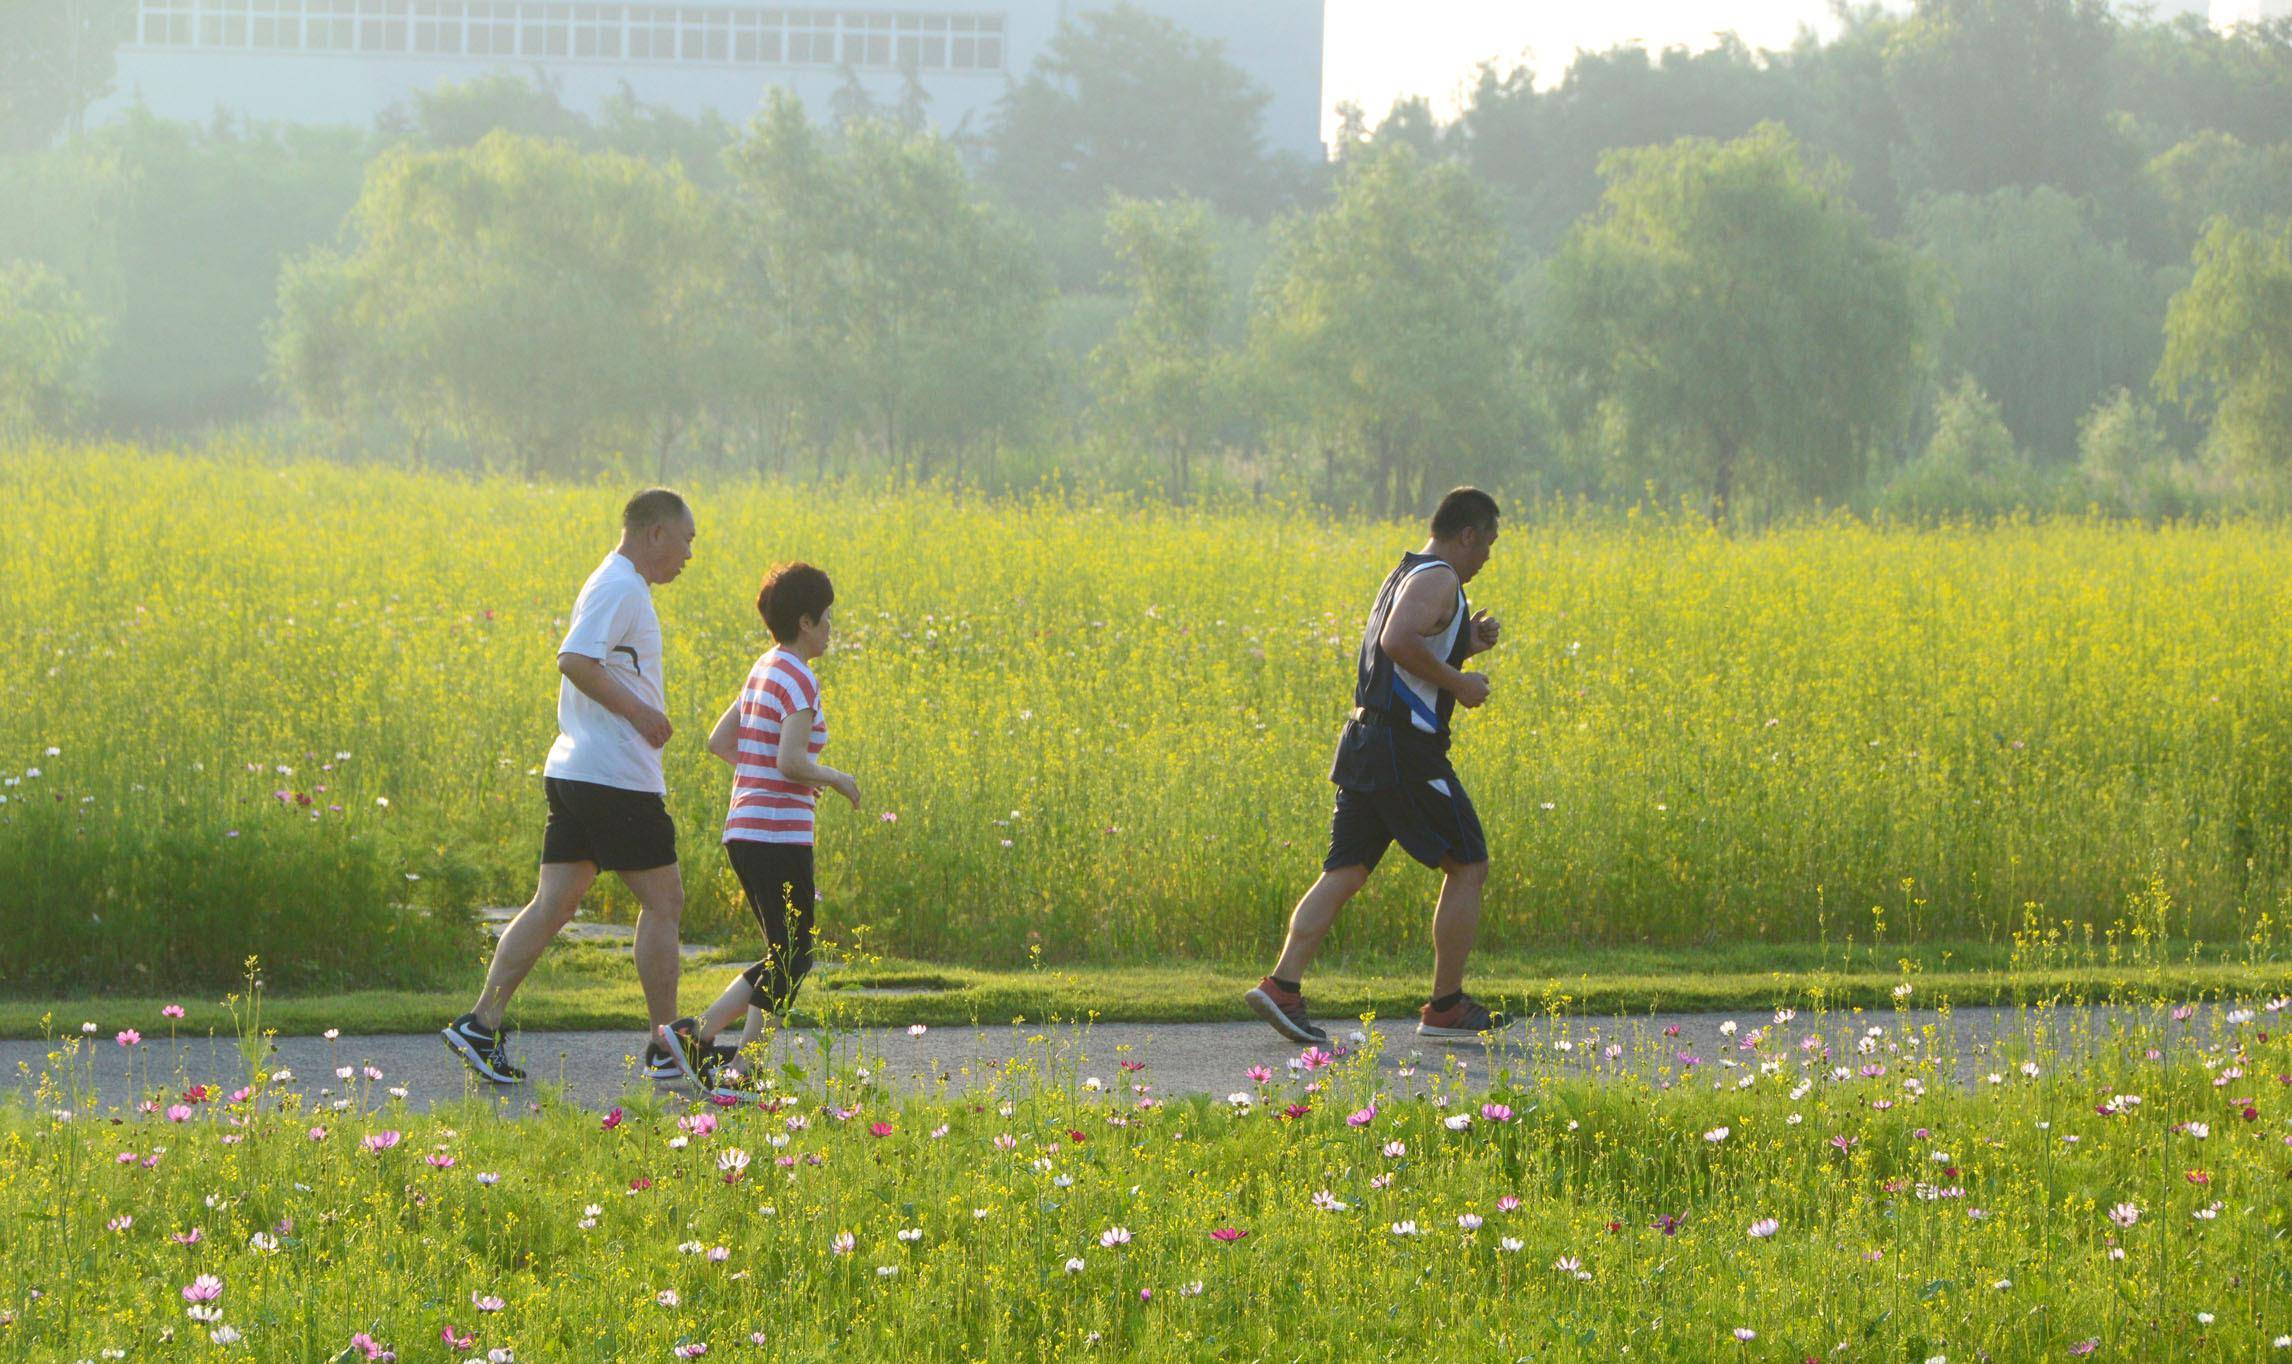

{"left": 1320, "top": 0, "right": 1856, "bottom": 140}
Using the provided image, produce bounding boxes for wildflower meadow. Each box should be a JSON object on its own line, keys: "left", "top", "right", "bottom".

{"left": 6, "top": 972, "right": 2291, "bottom": 1359}
{"left": 7, "top": 444, "right": 2292, "bottom": 991}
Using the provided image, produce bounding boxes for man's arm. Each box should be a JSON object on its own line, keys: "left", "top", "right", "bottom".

{"left": 559, "top": 653, "right": 673, "bottom": 748}
{"left": 1377, "top": 569, "right": 1492, "bottom": 708}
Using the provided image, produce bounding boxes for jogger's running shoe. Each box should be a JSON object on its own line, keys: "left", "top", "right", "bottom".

{"left": 1244, "top": 977, "right": 1331, "bottom": 1046}
{"left": 653, "top": 1017, "right": 720, "bottom": 1088}
{"left": 440, "top": 1013, "right": 524, "bottom": 1084}
{"left": 641, "top": 1020, "right": 696, "bottom": 1080}
{"left": 1416, "top": 994, "right": 1513, "bottom": 1041}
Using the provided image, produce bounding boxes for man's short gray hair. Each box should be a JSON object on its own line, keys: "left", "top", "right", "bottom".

{"left": 622, "top": 487, "right": 689, "bottom": 533}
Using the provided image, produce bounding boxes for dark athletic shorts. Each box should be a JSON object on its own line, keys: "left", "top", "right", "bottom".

{"left": 1323, "top": 722, "right": 1488, "bottom": 873}
{"left": 541, "top": 777, "right": 678, "bottom": 871}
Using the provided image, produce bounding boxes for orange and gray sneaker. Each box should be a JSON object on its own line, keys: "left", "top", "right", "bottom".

{"left": 1418, "top": 993, "right": 1512, "bottom": 1041}
{"left": 1244, "top": 976, "right": 1330, "bottom": 1046}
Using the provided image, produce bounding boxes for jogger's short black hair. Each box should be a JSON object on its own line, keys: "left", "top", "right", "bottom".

{"left": 757, "top": 562, "right": 834, "bottom": 643}
{"left": 1429, "top": 487, "right": 1500, "bottom": 539}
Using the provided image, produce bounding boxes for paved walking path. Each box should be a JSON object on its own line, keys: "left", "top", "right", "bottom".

{"left": 7, "top": 1003, "right": 2231, "bottom": 1116}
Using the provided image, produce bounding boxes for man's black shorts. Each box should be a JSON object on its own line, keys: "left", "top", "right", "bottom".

{"left": 1323, "top": 723, "right": 1487, "bottom": 873}
{"left": 541, "top": 777, "right": 678, "bottom": 871}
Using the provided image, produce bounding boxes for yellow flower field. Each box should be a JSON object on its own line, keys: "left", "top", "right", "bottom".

{"left": 3, "top": 444, "right": 2288, "bottom": 989}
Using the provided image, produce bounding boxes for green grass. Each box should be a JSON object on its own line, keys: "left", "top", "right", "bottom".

{"left": 13, "top": 446, "right": 2292, "bottom": 992}
{"left": 7, "top": 983, "right": 2290, "bottom": 1359}
{"left": 7, "top": 939, "right": 2287, "bottom": 1039}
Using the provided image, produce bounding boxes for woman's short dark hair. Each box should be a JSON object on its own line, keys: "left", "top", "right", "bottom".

{"left": 757, "top": 562, "right": 834, "bottom": 644}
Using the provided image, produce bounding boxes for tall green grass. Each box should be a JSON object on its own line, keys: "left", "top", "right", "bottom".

{"left": 4, "top": 443, "right": 2291, "bottom": 989}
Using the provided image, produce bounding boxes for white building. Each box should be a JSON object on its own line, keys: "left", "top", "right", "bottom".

{"left": 100, "top": 0, "right": 1327, "bottom": 157}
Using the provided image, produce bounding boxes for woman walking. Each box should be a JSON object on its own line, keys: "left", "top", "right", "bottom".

{"left": 659, "top": 562, "right": 859, "bottom": 1090}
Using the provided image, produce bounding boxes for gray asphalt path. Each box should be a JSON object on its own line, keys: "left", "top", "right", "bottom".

{"left": 4, "top": 1003, "right": 2235, "bottom": 1116}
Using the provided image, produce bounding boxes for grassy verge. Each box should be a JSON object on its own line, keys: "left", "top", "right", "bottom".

{"left": 6, "top": 940, "right": 2288, "bottom": 1038}
{"left": 6, "top": 990, "right": 2288, "bottom": 1359}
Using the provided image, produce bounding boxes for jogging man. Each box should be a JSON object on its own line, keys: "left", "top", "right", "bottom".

{"left": 443, "top": 488, "right": 696, "bottom": 1083}
{"left": 1245, "top": 486, "right": 1508, "bottom": 1045}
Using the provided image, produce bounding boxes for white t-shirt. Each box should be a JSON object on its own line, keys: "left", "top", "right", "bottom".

{"left": 544, "top": 552, "right": 666, "bottom": 794}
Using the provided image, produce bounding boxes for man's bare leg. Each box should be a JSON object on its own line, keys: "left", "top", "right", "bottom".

{"left": 472, "top": 861, "right": 597, "bottom": 1032}
{"left": 1430, "top": 856, "right": 1489, "bottom": 1000}
{"left": 620, "top": 863, "right": 686, "bottom": 1031}
{"left": 1270, "top": 865, "right": 1371, "bottom": 985}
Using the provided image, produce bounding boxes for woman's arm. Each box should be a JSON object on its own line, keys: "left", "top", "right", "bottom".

{"left": 775, "top": 707, "right": 860, "bottom": 808}
{"left": 705, "top": 699, "right": 742, "bottom": 766}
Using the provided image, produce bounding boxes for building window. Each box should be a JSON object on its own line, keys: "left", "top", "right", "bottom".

{"left": 134, "top": 0, "right": 1003, "bottom": 69}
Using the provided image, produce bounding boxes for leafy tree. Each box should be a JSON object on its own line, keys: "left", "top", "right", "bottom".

{"left": 0, "top": 0, "right": 136, "bottom": 151}
{"left": 380, "top": 70, "right": 590, "bottom": 149}
{"left": 271, "top": 132, "right": 728, "bottom": 476}
{"left": 0, "top": 110, "right": 368, "bottom": 426}
{"left": 2077, "top": 386, "right": 2190, "bottom": 516}
{"left": 1884, "top": 0, "right": 2134, "bottom": 207}
{"left": 1455, "top": 38, "right": 1794, "bottom": 252}
{"left": 2147, "top": 131, "right": 2292, "bottom": 251}
{"left": 1876, "top": 375, "right": 2053, "bottom": 518}
{"left": 2157, "top": 216, "right": 2292, "bottom": 475}
{"left": 0, "top": 260, "right": 106, "bottom": 439}
{"left": 1541, "top": 124, "right": 1937, "bottom": 515}
{"left": 1249, "top": 144, "right": 1523, "bottom": 514}
{"left": 984, "top": 3, "right": 1277, "bottom": 219}
{"left": 1090, "top": 196, "right": 1229, "bottom": 495}
{"left": 725, "top": 95, "right": 1051, "bottom": 474}
{"left": 1911, "top": 187, "right": 2167, "bottom": 461}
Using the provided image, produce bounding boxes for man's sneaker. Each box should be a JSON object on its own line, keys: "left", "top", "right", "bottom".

{"left": 1244, "top": 977, "right": 1330, "bottom": 1046}
{"left": 641, "top": 1018, "right": 697, "bottom": 1079}
{"left": 440, "top": 1013, "right": 524, "bottom": 1084}
{"left": 653, "top": 1018, "right": 722, "bottom": 1088}
{"left": 1417, "top": 994, "right": 1513, "bottom": 1041}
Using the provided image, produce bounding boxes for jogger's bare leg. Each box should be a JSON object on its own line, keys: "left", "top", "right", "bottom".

{"left": 1270, "top": 865, "right": 1371, "bottom": 984}
{"left": 1430, "top": 856, "right": 1489, "bottom": 1000}
{"left": 620, "top": 863, "right": 686, "bottom": 1031}
{"left": 472, "top": 861, "right": 597, "bottom": 1032}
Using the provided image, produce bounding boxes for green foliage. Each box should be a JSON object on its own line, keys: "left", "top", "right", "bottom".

{"left": 1911, "top": 187, "right": 2168, "bottom": 461}
{"left": 1884, "top": 0, "right": 2135, "bottom": 209}
{"left": 2146, "top": 130, "right": 2292, "bottom": 252}
{"left": 1542, "top": 124, "right": 1937, "bottom": 515}
{"left": 1249, "top": 145, "right": 1523, "bottom": 514}
{"left": 724, "top": 96, "right": 1052, "bottom": 476}
{"left": 1089, "top": 197, "right": 1231, "bottom": 495}
{"left": 2157, "top": 216, "right": 2292, "bottom": 476}
{"left": 1875, "top": 376, "right": 2064, "bottom": 520}
{"left": 0, "top": 260, "right": 105, "bottom": 440}
{"left": 0, "top": 110, "right": 369, "bottom": 427}
{"left": 0, "top": 0, "right": 135, "bottom": 152}
{"left": 985, "top": 2, "right": 1281, "bottom": 220}
{"left": 270, "top": 132, "right": 728, "bottom": 476}
{"left": 2077, "top": 386, "right": 2194, "bottom": 519}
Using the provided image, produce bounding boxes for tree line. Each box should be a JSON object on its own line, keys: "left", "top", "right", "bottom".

{"left": 3, "top": 1, "right": 2291, "bottom": 518}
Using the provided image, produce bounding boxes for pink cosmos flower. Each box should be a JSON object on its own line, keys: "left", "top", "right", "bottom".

{"left": 1298, "top": 1048, "right": 1335, "bottom": 1070}
{"left": 1346, "top": 1106, "right": 1376, "bottom": 1127}
{"left": 1496, "top": 1196, "right": 1522, "bottom": 1213}
{"left": 601, "top": 1107, "right": 624, "bottom": 1132}
{"left": 1210, "top": 1228, "right": 1247, "bottom": 1242}
{"left": 165, "top": 1104, "right": 191, "bottom": 1123}
{"left": 472, "top": 1294, "right": 504, "bottom": 1312}
{"left": 1099, "top": 1226, "right": 1132, "bottom": 1249}
{"left": 171, "top": 1228, "right": 203, "bottom": 1246}
{"left": 441, "top": 1326, "right": 475, "bottom": 1350}
{"left": 1245, "top": 1065, "right": 1273, "bottom": 1084}
{"left": 162, "top": 1004, "right": 185, "bottom": 1019}
{"left": 361, "top": 1131, "right": 401, "bottom": 1154}
{"left": 680, "top": 1113, "right": 718, "bottom": 1139}
{"left": 307, "top": 1126, "right": 327, "bottom": 1142}
{"left": 676, "top": 1346, "right": 709, "bottom": 1359}
{"left": 349, "top": 1331, "right": 394, "bottom": 1360}
{"left": 870, "top": 1122, "right": 894, "bottom": 1138}
{"left": 426, "top": 1153, "right": 456, "bottom": 1169}
{"left": 107, "top": 1215, "right": 132, "bottom": 1233}
{"left": 1480, "top": 1103, "right": 1513, "bottom": 1123}
{"left": 116, "top": 1029, "right": 140, "bottom": 1047}
{"left": 181, "top": 1275, "right": 223, "bottom": 1303}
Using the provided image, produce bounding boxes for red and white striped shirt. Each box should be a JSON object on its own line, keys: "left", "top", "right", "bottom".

{"left": 723, "top": 648, "right": 827, "bottom": 846}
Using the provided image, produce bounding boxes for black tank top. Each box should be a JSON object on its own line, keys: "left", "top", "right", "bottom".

{"left": 1351, "top": 551, "right": 1470, "bottom": 739}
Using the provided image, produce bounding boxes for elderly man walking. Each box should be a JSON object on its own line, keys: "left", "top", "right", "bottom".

{"left": 443, "top": 488, "right": 696, "bottom": 1083}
